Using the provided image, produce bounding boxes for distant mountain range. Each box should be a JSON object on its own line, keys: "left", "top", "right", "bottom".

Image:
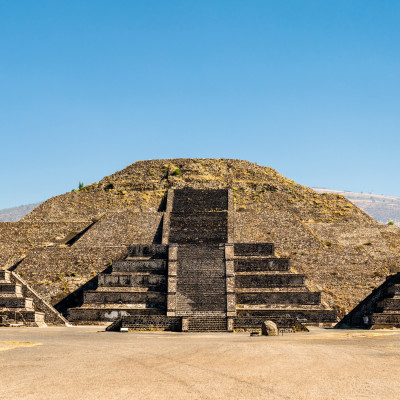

{"left": 0, "top": 202, "right": 42, "bottom": 222}
{"left": 313, "top": 188, "right": 400, "bottom": 226}
{"left": 0, "top": 189, "right": 400, "bottom": 226}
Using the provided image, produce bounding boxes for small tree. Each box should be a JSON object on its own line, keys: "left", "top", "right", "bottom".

{"left": 78, "top": 182, "right": 84, "bottom": 190}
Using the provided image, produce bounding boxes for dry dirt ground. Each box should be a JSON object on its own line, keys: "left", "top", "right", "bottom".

{"left": 1, "top": 326, "right": 399, "bottom": 400}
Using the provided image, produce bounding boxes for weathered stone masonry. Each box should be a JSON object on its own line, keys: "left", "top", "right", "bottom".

{"left": 0, "top": 269, "right": 68, "bottom": 326}
{"left": 336, "top": 272, "right": 400, "bottom": 329}
{"left": 68, "top": 188, "right": 337, "bottom": 331}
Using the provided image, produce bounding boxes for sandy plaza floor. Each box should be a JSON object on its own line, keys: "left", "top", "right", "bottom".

{"left": 1, "top": 326, "right": 400, "bottom": 400}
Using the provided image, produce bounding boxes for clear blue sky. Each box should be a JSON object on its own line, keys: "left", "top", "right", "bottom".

{"left": 1, "top": 1, "right": 400, "bottom": 209}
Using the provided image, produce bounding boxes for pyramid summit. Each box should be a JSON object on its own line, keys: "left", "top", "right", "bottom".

{"left": 1, "top": 159, "right": 400, "bottom": 329}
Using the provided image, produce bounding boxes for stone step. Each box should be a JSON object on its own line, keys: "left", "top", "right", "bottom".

{"left": 376, "top": 310, "right": 400, "bottom": 314}
{"left": 0, "top": 270, "right": 11, "bottom": 282}
{"left": 127, "top": 244, "right": 167, "bottom": 259}
{"left": 377, "top": 297, "right": 400, "bottom": 311}
{"left": 0, "top": 296, "right": 33, "bottom": 309}
{"left": 236, "top": 308, "right": 337, "bottom": 323}
{"left": 176, "top": 298, "right": 227, "bottom": 308}
{"left": 169, "top": 212, "right": 228, "bottom": 244}
{"left": 236, "top": 287, "right": 311, "bottom": 293}
{"left": 370, "top": 312, "right": 400, "bottom": 328}
{"left": 234, "top": 271, "right": 295, "bottom": 275}
{"left": 387, "top": 284, "right": 400, "bottom": 297}
{"left": 68, "top": 305, "right": 165, "bottom": 322}
{"left": 237, "top": 304, "right": 325, "bottom": 310}
{"left": 94, "top": 287, "right": 158, "bottom": 292}
{"left": 234, "top": 243, "right": 275, "bottom": 257}
{"left": 98, "top": 273, "right": 166, "bottom": 289}
{"left": 176, "top": 296, "right": 227, "bottom": 307}
{"left": 177, "top": 311, "right": 227, "bottom": 317}
{"left": 172, "top": 188, "right": 229, "bottom": 212}
{"left": 0, "top": 309, "right": 45, "bottom": 326}
{"left": 176, "top": 284, "right": 226, "bottom": 294}
{"left": 83, "top": 289, "right": 166, "bottom": 306}
{"left": 112, "top": 259, "right": 167, "bottom": 273}
{"left": 177, "top": 271, "right": 226, "bottom": 278}
{"left": 236, "top": 291, "right": 321, "bottom": 305}
{"left": 234, "top": 258, "right": 290, "bottom": 272}
{"left": 186, "top": 327, "right": 227, "bottom": 332}
{"left": 0, "top": 282, "right": 23, "bottom": 295}
{"left": 186, "top": 317, "right": 227, "bottom": 332}
{"left": 235, "top": 274, "right": 306, "bottom": 288}
{"left": 177, "top": 243, "right": 225, "bottom": 258}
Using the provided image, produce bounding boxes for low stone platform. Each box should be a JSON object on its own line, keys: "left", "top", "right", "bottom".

{"left": 105, "top": 315, "right": 308, "bottom": 333}
{"left": 0, "top": 270, "right": 55, "bottom": 327}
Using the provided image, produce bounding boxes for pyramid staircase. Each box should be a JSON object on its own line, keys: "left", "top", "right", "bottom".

{"left": 233, "top": 243, "right": 335, "bottom": 330}
{"left": 336, "top": 272, "right": 400, "bottom": 329}
{"left": 67, "top": 245, "right": 168, "bottom": 324}
{"left": 372, "top": 281, "right": 400, "bottom": 328}
{"left": 69, "top": 188, "right": 336, "bottom": 331}
{"left": 0, "top": 270, "right": 46, "bottom": 327}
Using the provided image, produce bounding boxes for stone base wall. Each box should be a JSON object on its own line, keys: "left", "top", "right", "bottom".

{"left": 106, "top": 316, "right": 182, "bottom": 332}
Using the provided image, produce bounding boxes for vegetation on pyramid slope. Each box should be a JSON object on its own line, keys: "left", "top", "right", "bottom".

{"left": 0, "top": 159, "right": 399, "bottom": 318}
{"left": 24, "top": 159, "right": 372, "bottom": 223}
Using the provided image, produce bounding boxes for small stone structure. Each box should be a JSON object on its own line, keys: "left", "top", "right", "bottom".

{"left": 0, "top": 269, "right": 68, "bottom": 327}
{"left": 68, "top": 188, "right": 336, "bottom": 331}
{"left": 336, "top": 272, "right": 400, "bottom": 329}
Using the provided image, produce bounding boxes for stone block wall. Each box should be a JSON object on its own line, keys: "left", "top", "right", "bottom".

{"left": 169, "top": 212, "right": 228, "bottom": 244}
{"left": 234, "top": 243, "right": 274, "bottom": 256}
{"left": 172, "top": 188, "right": 229, "bottom": 212}
{"left": 234, "top": 258, "right": 290, "bottom": 272}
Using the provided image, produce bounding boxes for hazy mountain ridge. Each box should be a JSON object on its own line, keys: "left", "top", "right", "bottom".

{"left": 0, "top": 203, "right": 42, "bottom": 222}
{"left": 313, "top": 188, "right": 400, "bottom": 226}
